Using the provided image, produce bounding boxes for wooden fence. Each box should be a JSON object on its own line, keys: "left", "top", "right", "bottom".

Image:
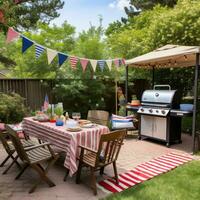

{"left": 0, "top": 78, "right": 149, "bottom": 114}
{"left": 0, "top": 79, "right": 53, "bottom": 110}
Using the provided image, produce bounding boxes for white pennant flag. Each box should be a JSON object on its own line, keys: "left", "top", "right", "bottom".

{"left": 47, "top": 48, "right": 57, "bottom": 64}
{"left": 90, "top": 60, "right": 98, "bottom": 71}
{"left": 106, "top": 60, "right": 112, "bottom": 71}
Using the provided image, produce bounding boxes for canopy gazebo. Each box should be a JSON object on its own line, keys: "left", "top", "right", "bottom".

{"left": 125, "top": 44, "right": 200, "bottom": 153}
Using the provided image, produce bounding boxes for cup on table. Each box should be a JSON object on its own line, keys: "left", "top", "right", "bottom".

{"left": 72, "top": 112, "right": 81, "bottom": 121}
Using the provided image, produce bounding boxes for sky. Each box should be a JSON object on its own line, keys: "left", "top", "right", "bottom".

{"left": 52, "top": 0, "right": 131, "bottom": 32}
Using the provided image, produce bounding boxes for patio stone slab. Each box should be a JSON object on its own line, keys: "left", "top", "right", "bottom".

{"left": 0, "top": 133, "right": 197, "bottom": 200}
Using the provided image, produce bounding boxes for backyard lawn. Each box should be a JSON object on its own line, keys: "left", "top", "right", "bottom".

{"left": 103, "top": 160, "right": 200, "bottom": 200}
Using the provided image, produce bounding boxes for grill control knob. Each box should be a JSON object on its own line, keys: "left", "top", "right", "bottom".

{"left": 161, "top": 110, "right": 166, "bottom": 115}
{"left": 149, "top": 109, "right": 153, "bottom": 113}
{"left": 140, "top": 108, "right": 144, "bottom": 112}
{"left": 156, "top": 110, "right": 159, "bottom": 113}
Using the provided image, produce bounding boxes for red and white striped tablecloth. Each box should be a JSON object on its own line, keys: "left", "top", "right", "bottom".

{"left": 22, "top": 117, "right": 109, "bottom": 176}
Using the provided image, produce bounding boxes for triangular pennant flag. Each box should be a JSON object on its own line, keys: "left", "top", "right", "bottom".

{"left": 69, "top": 56, "right": 79, "bottom": 69}
{"left": 114, "top": 59, "right": 120, "bottom": 67}
{"left": 90, "top": 60, "right": 98, "bottom": 71}
{"left": 6, "top": 27, "right": 20, "bottom": 44}
{"left": 80, "top": 58, "right": 89, "bottom": 72}
{"left": 98, "top": 60, "right": 106, "bottom": 71}
{"left": 35, "top": 44, "right": 45, "bottom": 59}
{"left": 22, "top": 36, "right": 34, "bottom": 53}
{"left": 58, "top": 52, "right": 68, "bottom": 66}
{"left": 47, "top": 48, "right": 58, "bottom": 64}
{"left": 106, "top": 60, "right": 112, "bottom": 71}
{"left": 121, "top": 58, "right": 126, "bottom": 65}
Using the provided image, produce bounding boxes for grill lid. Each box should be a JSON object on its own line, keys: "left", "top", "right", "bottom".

{"left": 141, "top": 90, "right": 177, "bottom": 105}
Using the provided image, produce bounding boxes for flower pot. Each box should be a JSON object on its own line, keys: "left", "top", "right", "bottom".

{"left": 56, "top": 119, "right": 64, "bottom": 126}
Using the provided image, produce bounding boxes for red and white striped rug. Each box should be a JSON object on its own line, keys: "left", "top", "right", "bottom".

{"left": 98, "top": 152, "right": 193, "bottom": 193}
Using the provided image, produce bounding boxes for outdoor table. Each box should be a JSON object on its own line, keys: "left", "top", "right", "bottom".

{"left": 22, "top": 117, "right": 109, "bottom": 176}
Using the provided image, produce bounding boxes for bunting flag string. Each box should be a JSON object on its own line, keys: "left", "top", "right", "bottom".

{"left": 80, "top": 58, "right": 89, "bottom": 72}
{"left": 22, "top": 36, "right": 34, "bottom": 53}
{"left": 70, "top": 56, "right": 79, "bottom": 69}
{"left": 114, "top": 59, "right": 120, "bottom": 68}
{"left": 5, "top": 26, "right": 126, "bottom": 71}
{"left": 90, "top": 60, "right": 98, "bottom": 72}
{"left": 6, "top": 27, "right": 20, "bottom": 44}
{"left": 58, "top": 53, "right": 68, "bottom": 67}
{"left": 47, "top": 48, "right": 57, "bottom": 64}
{"left": 35, "top": 44, "right": 45, "bottom": 59}
{"left": 106, "top": 60, "right": 112, "bottom": 71}
{"left": 98, "top": 60, "right": 106, "bottom": 71}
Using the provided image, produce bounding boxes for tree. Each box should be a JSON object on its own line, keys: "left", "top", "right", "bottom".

{"left": 106, "top": 0, "right": 200, "bottom": 92}
{"left": 0, "top": 0, "right": 64, "bottom": 66}
{"left": 126, "top": 0, "right": 178, "bottom": 15}
{"left": 0, "top": 0, "right": 64, "bottom": 31}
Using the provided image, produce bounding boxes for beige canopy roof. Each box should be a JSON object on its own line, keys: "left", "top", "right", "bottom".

{"left": 125, "top": 44, "right": 200, "bottom": 68}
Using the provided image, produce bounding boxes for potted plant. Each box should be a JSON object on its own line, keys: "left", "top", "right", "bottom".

{"left": 54, "top": 105, "right": 64, "bottom": 126}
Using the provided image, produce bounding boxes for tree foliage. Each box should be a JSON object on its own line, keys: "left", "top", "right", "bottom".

{"left": 129, "top": 0, "right": 178, "bottom": 11}
{"left": 0, "top": 0, "right": 64, "bottom": 30}
{"left": 106, "top": 0, "right": 200, "bottom": 92}
{"left": 0, "top": 0, "right": 64, "bottom": 67}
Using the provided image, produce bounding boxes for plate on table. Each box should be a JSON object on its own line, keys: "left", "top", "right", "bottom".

{"left": 81, "top": 123, "right": 95, "bottom": 128}
{"left": 79, "top": 119, "right": 91, "bottom": 124}
{"left": 66, "top": 127, "right": 82, "bottom": 132}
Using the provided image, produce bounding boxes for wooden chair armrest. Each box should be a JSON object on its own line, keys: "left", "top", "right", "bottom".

{"left": 78, "top": 145, "right": 98, "bottom": 154}
{"left": 24, "top": 142, "right": 51, "bottom": 151}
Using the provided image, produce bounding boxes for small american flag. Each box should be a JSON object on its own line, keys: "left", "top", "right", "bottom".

{"left": 43, "top": 94, "right": 49, "bottom": 111}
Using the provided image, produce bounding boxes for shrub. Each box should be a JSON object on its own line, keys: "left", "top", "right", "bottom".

{"left": 0, "top": 92, "right": 27, "bottom": 124}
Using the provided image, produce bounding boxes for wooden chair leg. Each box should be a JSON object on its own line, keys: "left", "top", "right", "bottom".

{"left": 90, "top": 167, "right": 97, "bottom": 195}
{"left": 0, "top": 155, "right": 11, "bottom": 167}
{"left": 76, "top": 161, "right": 83, "bottom": 184}
{"left": 2, "top": 155, "right": 19, "bottom": 175}
{"left": 30, "top": 164, "right": 55, "bottom": 193}
{"left": 63, "top": 169, "right": 69, "bottom": 182}
{"left": 10, "top": 155, "right": 21, "bottom": 168}
{"left": 15, "top": 164, "right": 29, "bottom": 179}
{"left": 100, "top": 167, "right": 104, "bottom": 175}
{"left": 113, "top": 161, "right": 119, "bottom": 184}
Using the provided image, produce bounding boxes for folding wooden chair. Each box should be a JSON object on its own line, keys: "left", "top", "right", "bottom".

{"left": 0, "top": 130, "right": 36, "bottom": 174}
{"left": 76, "top": 129, "right": 126, "bottom": 195}
{"left": 6, "top": 124, "right": 60, "bottom": 193}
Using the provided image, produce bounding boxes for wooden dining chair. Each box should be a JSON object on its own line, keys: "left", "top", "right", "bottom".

{"left": 5, "top": 124, "right": 60, "bottom": 193}
{"left": 87, "top": 110, "right": 109, "bottom": 126}
{"left": 0, "top": 130, "right": 36, "bottom": 174}
{"left": 76, "top": 129, "right": 126, "bottom": 195}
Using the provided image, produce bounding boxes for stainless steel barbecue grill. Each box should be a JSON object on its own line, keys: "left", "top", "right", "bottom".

{"left": 137, "top": 85, "right": 192, "bottom": 147}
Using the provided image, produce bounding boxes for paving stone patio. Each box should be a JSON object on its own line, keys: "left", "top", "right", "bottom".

{"left": 0, "top": 133, "right": 196, "bottom": 200}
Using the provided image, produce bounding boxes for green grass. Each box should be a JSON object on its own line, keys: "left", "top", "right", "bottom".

{"left": 103, "top": 160, "right": 200, "bottom": 200}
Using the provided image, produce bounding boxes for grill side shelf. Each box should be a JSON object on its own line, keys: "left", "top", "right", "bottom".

{"left": 170, "top": 109, "right": 193, "bottom": 117}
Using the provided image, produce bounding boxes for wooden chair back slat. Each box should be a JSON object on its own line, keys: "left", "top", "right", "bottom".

{"left": 96, "top": 129, "right": 126, "bottom": 166}
{"left": 87, "top": 110, "right": 109, "bottom": 126}
{"left": 0, "top": 131, "right": 13, "bottom": 154}
{"left": 5, "top": 125, "right": 29, "bottom": 163}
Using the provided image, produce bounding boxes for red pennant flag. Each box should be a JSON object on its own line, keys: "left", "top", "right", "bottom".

{"left": 6, "top": 27, "right": 20, "bottom": 44}
{"left": 121, "top": 58, "right": 126, "bottom": 65}
{"left": 80, "top": 58, "right": 89, "bottom": 72}
{"left": 114, "top": 59, "right": 120, "bottom": 67}
{"left": 70, "top": 56, "right": 79, "bottom": 69}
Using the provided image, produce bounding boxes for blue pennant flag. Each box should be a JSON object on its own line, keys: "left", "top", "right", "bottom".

{"left": 22, "top": 36, "right": 34, "bottom": 53}
{"left": 58, "top": 53, "right": 68, "bottom": 66}
{"left": 98, "top": 60, "right": 105, "bottom": 71}
{"left": 35, "top": 44, "right": 45, "bottom": 59}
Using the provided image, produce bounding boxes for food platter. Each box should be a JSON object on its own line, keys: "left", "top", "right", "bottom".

{"left": 66, "top": 127, "right": 82, "bottom": 132}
